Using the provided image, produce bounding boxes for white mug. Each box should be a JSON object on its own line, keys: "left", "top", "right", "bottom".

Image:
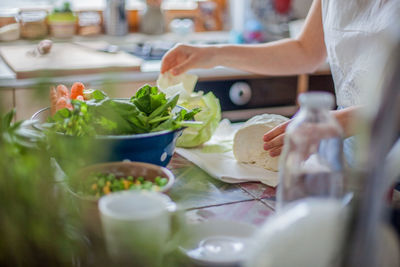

{"left": 98, "top": 191, "right": 181, "bottom": 266}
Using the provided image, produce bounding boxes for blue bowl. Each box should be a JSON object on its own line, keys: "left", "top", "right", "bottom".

{"left": 31, "top": 107, "right": 183, "bottom": 168}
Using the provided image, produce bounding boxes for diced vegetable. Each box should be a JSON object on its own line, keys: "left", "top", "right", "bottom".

{"left": 78, "top": 172, "right": 169, "bottom": 197}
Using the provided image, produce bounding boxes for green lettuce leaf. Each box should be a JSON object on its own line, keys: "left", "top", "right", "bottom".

{"left": 176, "top": 92, "right": 221, "bottom": 148}
{"left": 131, "top": 85, "right": 168, "bottom": 115}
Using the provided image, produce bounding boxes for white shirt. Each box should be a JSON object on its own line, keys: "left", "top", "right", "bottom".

{"left": 321, "top": 0, "right": 400, "bottom": 108}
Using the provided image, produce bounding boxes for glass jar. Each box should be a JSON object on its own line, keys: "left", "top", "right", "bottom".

{"left": 78, "top": 11, "right": 101, "bottom": 36}
{"left": 277, "top": 92, "right": 345, "bottom": 210}
{"left": 19, "top": 10, "right": 48, "bottom": 39}
{"left": 0, "top": 8, "right": 20, "bottom": 41}
{"left": 0, "top": 8, "right": 18, "bottom": 27}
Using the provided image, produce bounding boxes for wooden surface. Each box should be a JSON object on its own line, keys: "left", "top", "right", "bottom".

{"left": 0, "top": 42, "right": 142, "bottom": 79}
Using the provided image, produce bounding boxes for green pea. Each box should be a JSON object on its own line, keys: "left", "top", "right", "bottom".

{"left": 159, "top": 178, "right": 168, "bottom": 187}
{"left": 127, "top": 176, "right": 133, "bottom": 182}
{"left": 155, "top": 176, "right": 161, "bottom": 184}
{"left": 98, "top": 178, "right": 105, "bottom": 188}
{"left": 138, "top": 177, "right": 145, "bottom": 183}
{"left": 143, "top": 181, "right": 152, "bottom": 190}
{"left": 130, "top": 184, "right": 139, "bottom": 190}
{"left": 111, "top": 180, "right": 119, "bottom": 191}
{"left": 117, "top": 180, "right": 124, "bottom": 190}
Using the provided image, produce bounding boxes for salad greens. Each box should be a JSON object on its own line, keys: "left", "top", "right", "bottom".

{"left": 157, "top": 72, "right": 221, "bottom": 148}
{"left": 48, "top": 85, "right": 201, "bottom": 136}
{"left": 176, "top": 91, "right": 221, "bottom": 148}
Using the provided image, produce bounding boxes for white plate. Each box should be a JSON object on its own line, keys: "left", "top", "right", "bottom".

{"left": 179, "top": 220, "right": 256, "bottom": 266}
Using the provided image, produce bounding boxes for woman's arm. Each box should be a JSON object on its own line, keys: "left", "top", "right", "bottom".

{"left": 161, "top": 0, "right": 326, "bottom": 76}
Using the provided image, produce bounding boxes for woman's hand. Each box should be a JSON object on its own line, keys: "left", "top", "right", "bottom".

{"left": 263, "top": 120, "right": 291, "bottom": 157}
{"left": 160, "top": 44, "right": 217, "bottom": 75}
{"left": 332, "top": 106, "right": 360, "bottom": 138}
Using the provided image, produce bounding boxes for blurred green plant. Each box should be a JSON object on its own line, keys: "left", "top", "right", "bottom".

{"left": 0, "top": 109, "right": 86, "bottom": 266}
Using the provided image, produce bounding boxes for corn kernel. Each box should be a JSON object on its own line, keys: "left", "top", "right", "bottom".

{"left": 103, "top": 186, "right": 111, "bottom": 195}
{"left": 122, "top": 180, "right": 131, "bottom": 189}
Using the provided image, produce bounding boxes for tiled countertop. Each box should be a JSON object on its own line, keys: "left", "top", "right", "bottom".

{"left": 167, "top": 154, "right": 276, "bottom": 226}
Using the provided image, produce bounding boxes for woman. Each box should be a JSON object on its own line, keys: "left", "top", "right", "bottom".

{"left": 160, "top": 0, "right": 399, "bottom": 161}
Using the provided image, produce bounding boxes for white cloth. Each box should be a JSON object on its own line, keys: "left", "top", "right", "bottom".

{"left": 176, "top": 148, "right": 279, "bottom": 186}
{"left": 175, "top": 120, "right": 279, "bottom": 186}
{"left": 322, "top": 0, "right": 400, "bottom": 108}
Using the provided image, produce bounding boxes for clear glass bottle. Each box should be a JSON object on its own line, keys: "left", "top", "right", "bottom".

{"left": 277, "top": 92, "right": 344, "bottom": 210}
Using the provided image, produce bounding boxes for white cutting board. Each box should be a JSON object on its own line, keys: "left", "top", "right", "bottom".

{"left": 0, "top": 42, "right": 142, "bottom": 79}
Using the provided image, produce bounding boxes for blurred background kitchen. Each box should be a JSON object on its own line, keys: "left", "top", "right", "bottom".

{"left": 0, "top": 0, "right": 332, "bottom": 122}
{"left": 0, "top": 1, "right": 399, "bottom": 266}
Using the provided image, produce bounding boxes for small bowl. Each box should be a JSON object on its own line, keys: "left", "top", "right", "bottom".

{"left": 31, "top": 104, "right": 183, "bottom": 169}
{"left": 70, "top": 161, "right": 175, "bottom": 199}
{"left": 65, "top": 161, "right": 175, "bottom": 237}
